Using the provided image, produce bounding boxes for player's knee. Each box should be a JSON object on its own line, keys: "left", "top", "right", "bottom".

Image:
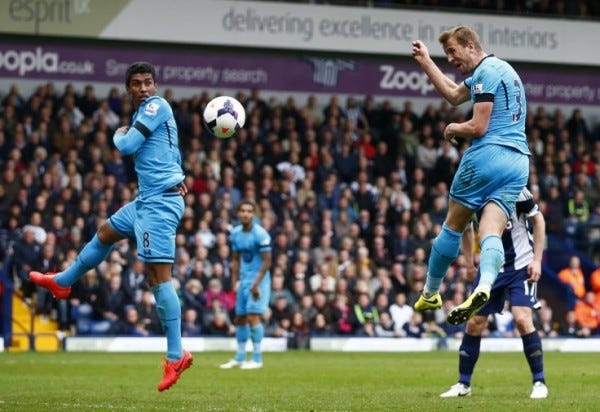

{"left": 513, "top": 312, "right": 535, "bottom": 334}
{"left": 247, "top": 314, "right": 261, "bottom": 326}
{"left": 465, "top": 316, "right": 487, "bottom": 335}
{"left": 234, "top": 316, "right": 247, "bottom": 326}
{"left": 99, "top": 223, "right": 126, "bottom": 245}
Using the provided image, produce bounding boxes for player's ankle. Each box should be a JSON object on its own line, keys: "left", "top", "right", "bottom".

{"left": 423, "top": 289, "right": 437, "bottom": 298}
{"left": 474, "top": 285, "right": 491, "bottom": 294}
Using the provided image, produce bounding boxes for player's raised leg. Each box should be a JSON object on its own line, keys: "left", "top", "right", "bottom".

{"left": 415, "top": 222, "right": 462, "bottom": 311}
{"left": 446, "top": 238, "right": 497, "bottom": 325}
{"left": 29, "top": 221, "right": 125, "bottom": 298}
{"left": 415, "top": 201, "right": 472, "bottom": 312}
{"left": 447, "top": 202, "right": 508, "bottom": 324}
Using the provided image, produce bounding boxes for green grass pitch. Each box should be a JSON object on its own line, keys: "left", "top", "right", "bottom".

{"left": 1, "top": 351, "right": 599, "bottom": 411}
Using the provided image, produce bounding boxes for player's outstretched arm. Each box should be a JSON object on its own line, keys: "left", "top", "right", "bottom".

{"left": 412, "top": 40, "right": 470, "bottom": 106}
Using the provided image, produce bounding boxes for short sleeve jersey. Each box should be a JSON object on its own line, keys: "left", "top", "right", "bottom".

{"left": 464, "top": 55, "right": 530, "bottom": 155}
{"left": 131, "top": 96, "right": 184, "bottom": 196}
{"left": 229, "top": 223, "right": 272, "bottom": 284}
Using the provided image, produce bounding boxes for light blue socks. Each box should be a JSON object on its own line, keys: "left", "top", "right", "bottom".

{"left": 478, "top": 235, "right": 505, "bottom": 288}
{"left": 250, "top": 324, "right": 264, "bottom": 363}
{"left": 235, "top": 324, "right": 250, "bottom": 362}
{"left": 425, "top": 223, "right": 462, "bottom": 294}
{"left": 55, "top": 234, "right": 112, "bottom": 286}
{"left": 152, "top": 281, "right": 182, "bottom": 361}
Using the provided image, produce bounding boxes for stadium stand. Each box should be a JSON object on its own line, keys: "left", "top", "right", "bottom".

{"left": 1, "top": 79, "right": 599, "bottom": 344}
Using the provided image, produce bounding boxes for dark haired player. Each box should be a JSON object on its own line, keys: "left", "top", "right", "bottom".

{"left": 30, "top": 62, "right": 192, "bottom": 391}
{"left": 220, "top": 200, "right": 272, "bottom": 370}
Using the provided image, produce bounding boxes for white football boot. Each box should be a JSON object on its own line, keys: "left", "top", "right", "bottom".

{"left": 530, "top": 381, "right": 548, "bottom": 399}
{"left": 440, "top": 383, "right": 472, "bottom": 398}
{"left": 219, "top": 359, "right": 244, "bottom": 369}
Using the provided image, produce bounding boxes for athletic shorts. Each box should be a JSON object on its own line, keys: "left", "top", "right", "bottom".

{"left": 450, "top": 144, "right": 529, "bottom": 218}
{"left": 475, "top": 267, "right": 540, "bottom": 316}
{"left": 108, "top": 190, "right": 184, "bottom": 263}
{"left": 236, "top": 279, "right": 271, "bottom": 316}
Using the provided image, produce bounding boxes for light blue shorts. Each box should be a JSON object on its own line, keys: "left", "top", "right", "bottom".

{"left": 108, "top": 191, "right": 184, "bottom": 263}
{"left": 236, "top": 278, "right": 271, "bottom": 316}
{"left": 450, "top": 144, "right": 529, "bottom": 218}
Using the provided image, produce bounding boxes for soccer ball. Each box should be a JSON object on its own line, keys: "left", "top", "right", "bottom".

{"left": 203, "top": 96, "right": 246, "bottom": 138}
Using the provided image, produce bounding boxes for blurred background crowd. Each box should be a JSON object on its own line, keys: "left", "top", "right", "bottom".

{"left": 2, "top": 76, "right": 600, "bottom": 346}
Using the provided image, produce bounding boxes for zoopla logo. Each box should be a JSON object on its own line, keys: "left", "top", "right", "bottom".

{"left": 0, "top": 47, "right": 94, "bottom": 76}
{"left": 379, "top": 65, "right": 456, "bottom": 95}
{"left": 0, "top": 47, "right": 58, "bottom": 76}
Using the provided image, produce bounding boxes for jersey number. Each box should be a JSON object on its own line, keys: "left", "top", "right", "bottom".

{"left": 523, "top": 280, "right": 537, "bottom": 299}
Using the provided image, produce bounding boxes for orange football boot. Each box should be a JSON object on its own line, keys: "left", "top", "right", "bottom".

{"left": 158, "top": 350, "right": 193, "bottom": 392}
{"left": 29, "top": 271, "right": 71, "bottom": 299}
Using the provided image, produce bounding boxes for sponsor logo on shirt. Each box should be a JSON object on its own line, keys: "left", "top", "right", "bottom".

{"left": 144, "top": 102, "right": 159, "bottom": 116}
{"left": 472, "top": 83, "right": 484, "bottom": 94}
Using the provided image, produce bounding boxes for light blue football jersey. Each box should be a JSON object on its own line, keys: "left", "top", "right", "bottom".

{"left": 109, "top": 94, "right": 185, "bottom": 263}
{"left": 122, "top": 95, "right": 184, "bottom": 197}
{"left": 230, "top": 223, "right": 272, "bottom": 285}
{"left": 464, "top": 55, "right": 530, "bottom": 155}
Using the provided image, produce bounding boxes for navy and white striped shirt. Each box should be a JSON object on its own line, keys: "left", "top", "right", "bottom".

{"left": 501, "top": 188, "right": 538, "bottom": 271}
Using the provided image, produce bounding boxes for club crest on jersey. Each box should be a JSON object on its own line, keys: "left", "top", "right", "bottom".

{"left": 472, "top": 83, "right": 484, "bottom": 94}
{"left": 144, "top": 102, "right": 159, "bottom": 116}
{"left": 242, "top": 251, "right": 253, "bottom": 263}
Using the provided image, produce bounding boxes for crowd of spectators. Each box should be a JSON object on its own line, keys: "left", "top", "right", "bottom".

{"left": 1, "top": 78, "right": 600, "bottom": 345}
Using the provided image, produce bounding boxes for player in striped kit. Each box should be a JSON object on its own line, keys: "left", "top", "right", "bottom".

{"left": 440, "top": 187, "right": 549, "bottom": 399}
